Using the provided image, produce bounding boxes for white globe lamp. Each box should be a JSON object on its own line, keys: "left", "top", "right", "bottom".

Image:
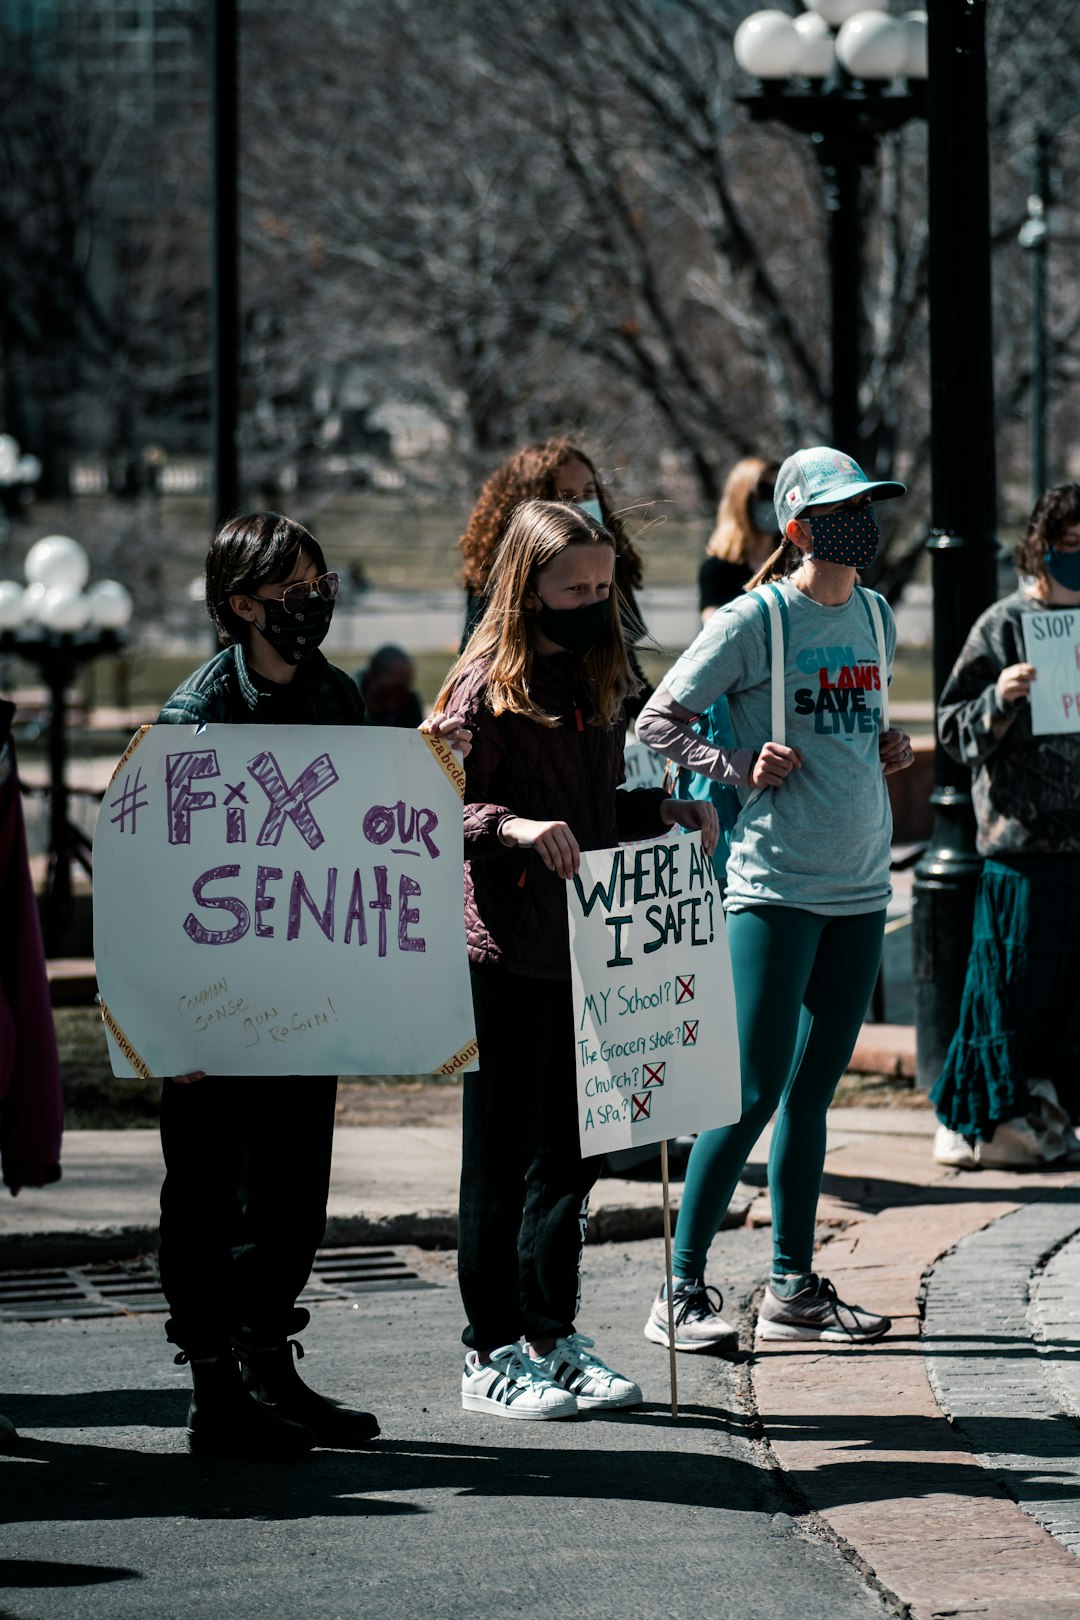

{"left": 25, "top": 534, "right": 90, "bottom": 593}
{"left": 902, "top": 11, "right": 928, "bottom": 80}
{"left": 86, "top": 580, "right": 134, "bottom": 631}
{"left": 40, "top": 585, "right": 92, "bottom": 633}
{"left": 804, "top": 0, "right": 866, "bottom": 25}
{"left": 733, "top": 11, "right": 801, "bottom": 79}
{"left": 794, "top": 12, "right": 835, "bottom": 79}
{"left": 22, "top": 581, "right": 48, "bottom": 622}
{"left": 836, "top": 12, "right": 908, "bottom": 80}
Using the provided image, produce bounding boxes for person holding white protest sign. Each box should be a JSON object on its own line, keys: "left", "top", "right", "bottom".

{"left": 635, "top": 446, "right": 913, "bottom": 1351}
{"left": 433, "top": 499, "right": 717, "bottom": 1419}
{"left": 931, "top": 483, "right": 1080, "bottom": 1168}
{"left": 154, "top": 511, "right": 468, "bottom": 1460}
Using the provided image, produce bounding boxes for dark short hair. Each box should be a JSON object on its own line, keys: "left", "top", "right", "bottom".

{"left": 1014, "top": 483, "right": 1080, "bottom": 579}
{"left": 205, "top": 512, "right": 327, "bottom": 646}
{"left": 368, "top": 644, "right": 413, "bottom": 679}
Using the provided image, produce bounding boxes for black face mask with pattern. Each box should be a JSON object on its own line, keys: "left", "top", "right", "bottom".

{"left": 805, "top": 507, "right": 880, "bottom": 571}
{"left": 254, "top": 593, "right": 336, "bottom": 664}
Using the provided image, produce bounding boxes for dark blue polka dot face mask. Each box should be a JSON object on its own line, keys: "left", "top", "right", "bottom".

{"left": 805, "top": 507, "right": 879, "bottom": 571}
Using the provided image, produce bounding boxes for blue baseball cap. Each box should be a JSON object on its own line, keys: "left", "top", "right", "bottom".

{"left": 774, "top": 446, "right": 905, "bottom": 533}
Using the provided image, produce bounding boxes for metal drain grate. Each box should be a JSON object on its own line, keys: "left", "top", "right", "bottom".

{"left": 0, "top": 1246, "right": 433, "bottom": 1322}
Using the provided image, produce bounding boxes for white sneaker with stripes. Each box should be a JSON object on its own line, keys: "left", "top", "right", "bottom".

{"left": 461, "top": 1343, "right": 578, "bottom": 1420}
{"left": 527, "top": 1334, "right": 642, "bottom": 1410}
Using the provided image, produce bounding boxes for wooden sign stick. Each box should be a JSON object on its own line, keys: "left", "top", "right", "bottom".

{"left": 660, "top": 1138, "right": 679, "bottom": 1420}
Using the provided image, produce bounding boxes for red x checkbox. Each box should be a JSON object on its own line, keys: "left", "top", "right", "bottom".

{"left": 643, "top": 1061, "right": 666, "bottom": 1087}
{"left": 631, "top": 1093, "right": 652, "bottom": 1121}
{"left": 676, "top": 974, "right": 695, "bottom": 1004}
{"left": 682, "top": 1021, "right": 698, "bottom": 1046}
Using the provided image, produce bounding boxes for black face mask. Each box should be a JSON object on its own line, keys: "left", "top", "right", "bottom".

{"left": 534, "top": 596, "right": 610, "bottom": 652}
{"left": 254, "top": 593, "right": 335, "bottom": 664}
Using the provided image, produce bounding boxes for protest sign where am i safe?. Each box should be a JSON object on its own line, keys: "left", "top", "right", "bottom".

{"left": 93, "top": 725, "right": 477, "bottom": 1079}
{"left": 567, "top": 834, "right": 741, "bottom": 1157}
{"left": 1022, "top": 608, "right": 1080, "bottom": 734}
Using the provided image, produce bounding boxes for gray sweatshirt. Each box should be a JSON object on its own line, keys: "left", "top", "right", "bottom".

{"left": 938, "top": 588, "right": 1080, "bottom": 856}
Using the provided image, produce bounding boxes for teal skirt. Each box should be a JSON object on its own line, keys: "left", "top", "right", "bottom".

{"left": 930, "top": 855, "right": 1080, "bottom": 1140}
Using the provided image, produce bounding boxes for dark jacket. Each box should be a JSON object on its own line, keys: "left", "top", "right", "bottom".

{"left": 449, "top": 655, "right": 669, "bottom": 980}
{"left": 157, "top": 643, "right": 364, "bottom": 727}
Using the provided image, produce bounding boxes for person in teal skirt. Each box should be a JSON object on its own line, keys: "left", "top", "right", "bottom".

{"left": 931, "top": 484, "right": 1080, "bottom": 1169}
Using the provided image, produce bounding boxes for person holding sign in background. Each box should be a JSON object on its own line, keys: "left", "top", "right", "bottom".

{"left": 931, "top": 484, "right": 1080, "bottom": 1168}
{"left": 433, "top": 499, "right": 717, "bottom": 1419}
{"left": 636, "top": 447, "right": 914, "bottom": 1351}
{"left": 155, "top": 511, "right": 468, "bottom": 1460}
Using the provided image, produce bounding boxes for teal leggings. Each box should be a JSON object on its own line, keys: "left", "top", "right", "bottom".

{"left": 673, "top": 905, "right": 885, "bottom": 1280}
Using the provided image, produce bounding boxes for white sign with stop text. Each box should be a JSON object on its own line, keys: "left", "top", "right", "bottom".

{"left": 1023, "top": 608, "right": 1080, "bottom": 734}
{"left": 567, "top": 835, "right": 741, "bottom": 1157}
{"left": 93, "top": 725, "right": 476, "bottom": 1078}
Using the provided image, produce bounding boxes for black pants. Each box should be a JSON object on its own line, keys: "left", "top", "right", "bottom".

{"left": 458, "top": 967, "right": 600, "bottom": 1353}
{"left": 158, "top": 1075, "right": 337, "bottom": 1356}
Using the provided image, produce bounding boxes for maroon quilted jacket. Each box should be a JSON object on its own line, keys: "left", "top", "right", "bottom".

{"left": 448, "top": 654, "right": 670, "bottom": 980}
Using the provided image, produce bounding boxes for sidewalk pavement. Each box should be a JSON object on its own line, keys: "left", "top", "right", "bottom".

{"left": 5, "top": 1098, "right": 1080, "bottom": 1618}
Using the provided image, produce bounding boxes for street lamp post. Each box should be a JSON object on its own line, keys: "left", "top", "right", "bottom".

{"left": 910, "top": 0, "right": 998, "bottom": 1090}
{"left": 0, "top": 537, "right": 132, "bottom": 956}
{"left": 1018, "top": 99, "right": 1080, "bottom": 505}
{"left": 733, "top": 5, "right": 927, "bottom": 467}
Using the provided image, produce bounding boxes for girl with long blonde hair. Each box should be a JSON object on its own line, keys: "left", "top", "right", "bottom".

{"left": 435, "top": 498, "right": 716, "bottom": 1420}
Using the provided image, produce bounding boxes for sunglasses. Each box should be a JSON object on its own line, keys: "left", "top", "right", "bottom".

{"left": 258, "top": 571, "right": 340, "bottom": 614}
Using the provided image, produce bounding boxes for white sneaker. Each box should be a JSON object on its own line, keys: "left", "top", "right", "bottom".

{"left": 933, "top": 1124, "right": 978, "bottom": 1168}
{"left": 527, "top": 1334, "right": 642, "bottom": 1410}
{"left": 461, "top": 1343, "right": 578, "bottom": 1420}
{"left": 976, "top": 1116, "right": 1067, "bottom": 1168}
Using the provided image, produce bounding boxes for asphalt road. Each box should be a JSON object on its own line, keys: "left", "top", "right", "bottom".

{"left": 0, "top": 1231, "right": 897, "bottom": 1620}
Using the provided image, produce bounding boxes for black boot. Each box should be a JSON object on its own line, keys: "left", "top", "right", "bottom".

{"left": 0, "top": 1412, "right": 18, "bottom": 1454}
{"left": 182, "top": 1353, "right": 314, "bottom": 1461}
{"left": 235, "top": 1336, "right": 380, "bottom": 1448}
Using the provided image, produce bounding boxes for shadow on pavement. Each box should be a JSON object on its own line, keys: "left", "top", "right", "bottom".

{"left": 0, "top": 1559, "right": 140, "bottom": 1588}
{"left": 818, "top": 1171, "right": 1080, "bottom": 1211}
{"left": 0, "top": 1401, "right": 798, "bottom": 1524}
{"left": 763, "top": 1408, "right": 1080, "bottom": 1464}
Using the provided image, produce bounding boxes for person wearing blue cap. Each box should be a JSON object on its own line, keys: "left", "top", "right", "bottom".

{"left": 636, "top": 446, "right": 915, "bottom": 1351}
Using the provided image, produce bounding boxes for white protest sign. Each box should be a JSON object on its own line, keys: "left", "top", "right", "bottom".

{"left": 1022, "top": 608, "right": 1080, "bottom": 734}
{"left": 621, "top": 739, "right": 669, "bottom": 791}
{"left": 93, "top": 725, "right": 476, "bottom": 1079}
{"left": 567, "top": 835, "right": 740, "bottom": 1157}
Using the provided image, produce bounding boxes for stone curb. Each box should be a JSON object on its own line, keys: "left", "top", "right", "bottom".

{"left": 924, "top": 1186, "right": 1080, "bottom": 1558}
{"left": 0, "top": 1184, "right": 759, "bottom": 1272}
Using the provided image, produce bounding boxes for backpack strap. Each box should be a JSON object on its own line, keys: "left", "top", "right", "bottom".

{"left": 855, "top": 586, "right": 890, "bottom": 733}
{"left": 750, "top": 584, "right": 787, "bottom": 748}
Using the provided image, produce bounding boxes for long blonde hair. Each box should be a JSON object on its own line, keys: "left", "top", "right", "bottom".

{"left": 705, "top": 456, "right": 778, "bottom": 565}
{"left": 435, "top": 500, "right": 639, "bottom": 729}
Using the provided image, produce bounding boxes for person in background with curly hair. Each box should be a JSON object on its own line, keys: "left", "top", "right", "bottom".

{"left": 698, "top": 456, "right": 779, "bottom": 624}
{"left": 458, "top": 438, "right": 653, "bottom": 710}
{"left": 931, "top": 483, "right": 1080, "bottom": 1169}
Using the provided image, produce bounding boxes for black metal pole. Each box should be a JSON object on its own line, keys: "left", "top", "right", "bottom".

{"left": 911, "top": 0, "right": 999, "bottom": 1091}
{"left": 820, "top": 145, "right": 863, "bottom": 458}
{"left": 1029, "top": 131, "right": 1050, "bottom": 504}
{"left": 212, "top": 0, "right": 240, "bottom": 532}
{"left": 43, "top": 649, "right": 73, "bottom": 956}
